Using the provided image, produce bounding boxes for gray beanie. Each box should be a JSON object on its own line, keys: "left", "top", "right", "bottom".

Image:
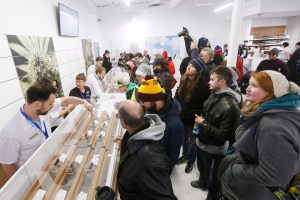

{"left": 135, "top": 63, "right": 153, "bottom": 78}
{"left": 264, "top": 70, "right": 300, "bottom": 98}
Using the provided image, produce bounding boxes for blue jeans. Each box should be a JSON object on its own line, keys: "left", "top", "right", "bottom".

{"left": 182, "top": 125, "right": 197, "bottom": 164}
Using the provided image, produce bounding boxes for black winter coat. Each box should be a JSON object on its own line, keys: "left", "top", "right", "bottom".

{"left": 117, "top": 131, "right": 177, "bottom": 200}
{"left": 199, "top": 92, "right": 240, "bottom": 146}
{"left": 175, "top": 78, "right": 210, "bottom": 126}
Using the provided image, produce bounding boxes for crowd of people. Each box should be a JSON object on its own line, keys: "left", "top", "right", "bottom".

{"left": 1, "top": 27, "right": 300, "bottom": 200}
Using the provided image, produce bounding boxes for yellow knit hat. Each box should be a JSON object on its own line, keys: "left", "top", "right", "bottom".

{"left": 138, "top": 75, "right": 164, "bottom": 102}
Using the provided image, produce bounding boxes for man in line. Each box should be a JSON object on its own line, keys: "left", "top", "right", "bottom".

{"left": 191, "top": 66, "right": 240, "bottom": 200}
{"left": 138, "top": 75, "right": 184, "bottom": 169}
{"left": 0, "top": 80, "right": 93, "bottom": 178}
{"left": 86, "top": 66, "right": 106, "bottom": 100}
{"left": 257, "top": 48, "right": 289, "bottom": 77}
{"left": 115, "top": 100, "right": 177, "bottom": 200}
{"left": 87, "top": 56, "right": 104, "bottom": 75}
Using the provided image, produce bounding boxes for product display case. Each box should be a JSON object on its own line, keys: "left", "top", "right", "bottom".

{"left": 0, "top": 96, "right": 125, "bottom": 200}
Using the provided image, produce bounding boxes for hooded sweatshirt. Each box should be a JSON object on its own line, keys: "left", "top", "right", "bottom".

{"left": 118, "top": 114, "right": 177, "bottom": 200}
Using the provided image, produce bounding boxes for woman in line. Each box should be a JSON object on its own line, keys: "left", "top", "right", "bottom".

{"left": 219, "top": 70, "right": 300, "bottom": 200}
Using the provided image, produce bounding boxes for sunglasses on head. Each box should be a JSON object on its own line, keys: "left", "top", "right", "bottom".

{"left": 269, "top": 53, "right": 276, "bottom": 56}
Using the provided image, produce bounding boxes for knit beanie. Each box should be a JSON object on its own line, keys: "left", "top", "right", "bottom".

{"left": 162, "top": 50, "right": 168, "bottom": 59}
{"left": 135, "top": 63, "right": 152, "bottom": 78}
{"left": 117, "top": 77, "right": 130, "bottom": 87}
{"left": 189, "top": 58, "right": 206, "bottom": 74}
{"left": 198, "top": 37, "right": 211, "bottom": 50}
{"left": 138, "top": 75, "right": 164, "bottom": 102}
{"left": 264, "top": 70, "right": 300, "bottom": 98}
{"left": 269, "top": 48, "right": 280, "bottom": 56}
{"left": 229, "top": 67, "right": 239, "bottom": 86}
{"left": 214, "top": 45, "right": 222, "bottom": 54}
{"left": 104, "top": 50, "right": 110, "bottom": 54}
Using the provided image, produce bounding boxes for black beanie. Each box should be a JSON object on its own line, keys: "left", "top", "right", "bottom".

{"left": 189, "top": 58, "right": 205, "bottom": 74}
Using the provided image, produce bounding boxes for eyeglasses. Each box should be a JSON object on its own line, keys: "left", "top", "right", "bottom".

{"left": 268, "top": 53, "right": 276, "bottom": 56}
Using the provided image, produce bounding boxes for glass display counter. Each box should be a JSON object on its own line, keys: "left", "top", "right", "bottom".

{"left": 0, "top": 96, "right": 125, "bottom": 200}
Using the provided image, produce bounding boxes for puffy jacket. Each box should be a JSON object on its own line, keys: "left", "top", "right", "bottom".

{"left": 117, "top": 115, "right": 177, "bottom": 200}
{"left": 198, "top": 88, "right": 240, "bottom": 147}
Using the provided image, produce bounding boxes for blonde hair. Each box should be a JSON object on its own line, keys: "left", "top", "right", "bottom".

{"left": 241, "top": 71, "right": 275, "bottom": 114}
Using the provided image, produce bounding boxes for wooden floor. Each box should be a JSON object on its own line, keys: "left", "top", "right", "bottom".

{"left": 0, "top": 165, "right": 8, "bottom": 188}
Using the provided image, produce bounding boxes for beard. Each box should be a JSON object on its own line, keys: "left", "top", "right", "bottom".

{"left": 36, "top": 109, "right": 49, "bottom": 115}
{"left": 143, "top": 102, "right": 157, "bottom": 114}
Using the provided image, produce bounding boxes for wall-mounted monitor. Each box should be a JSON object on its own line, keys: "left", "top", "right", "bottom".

{"left": 58, "top": 3, "right": 79, "bottom": 37}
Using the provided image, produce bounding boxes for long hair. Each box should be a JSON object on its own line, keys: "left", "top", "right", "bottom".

{"left": 241, "top": 71, "right": 275, "bottom": 114}
{"left": 178, "top": 73, "right": 200, "bottom": 103}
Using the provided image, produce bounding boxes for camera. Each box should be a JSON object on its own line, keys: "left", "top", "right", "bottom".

{"left": 178, "top": 27, "right": 193, "bottom": 42}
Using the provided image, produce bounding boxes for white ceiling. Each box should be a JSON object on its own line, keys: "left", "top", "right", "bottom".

{"left": 78, "top": 0, "right": 300, "bottom": 19}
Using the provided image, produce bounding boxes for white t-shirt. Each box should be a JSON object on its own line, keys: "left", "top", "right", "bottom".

{"left": 87, "top": 65, "right": 95, "bottom": 75}
{"left": 0, "top": 100, "right": 60, "bottom": 167}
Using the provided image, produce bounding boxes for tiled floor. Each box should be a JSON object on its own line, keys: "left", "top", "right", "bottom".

{"left": 171, "top": 161, "right": 208, "bottom": 200}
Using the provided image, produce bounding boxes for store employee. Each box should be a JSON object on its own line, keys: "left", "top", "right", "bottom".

{"left": 69, "top": 73, "right": 92, "bottom": 100}
{"left": 0, "top": 79, "right": 93, "bottom": 178}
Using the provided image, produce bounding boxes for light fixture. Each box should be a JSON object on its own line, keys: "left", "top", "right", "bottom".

{"left": 214, "top": 2, "right": 233, "bottom": 12}
{"left": 125, "top": 0, "right": 130, "bottom": 7}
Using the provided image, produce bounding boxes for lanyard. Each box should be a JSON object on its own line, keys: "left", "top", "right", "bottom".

{"left": 94, "top": 74, "right": 99, "bottom": 81}
{"left": 19, "top": 107, "right": 48, "bottom": 139}
{"left": 80, "top": 91, "right": 87, "bottom": 99}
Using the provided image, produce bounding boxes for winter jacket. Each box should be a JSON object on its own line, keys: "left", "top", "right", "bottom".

{"left": 147, "top": 94, "right": 184, "bottom": 169}
{"left": 257, "top": 59, "right": 289, "bottom": 77}
{"left": 102, "top": 57, "right": 112, "bottom": 73}
{"left": 117, "top": 114, "right": 177, "bottom": 200}
{"left": 175, "top": 77, "right": 210, "bottom": 126}
{"left": 197, "top": 87, "right": 241, "bottom": 154}
{"left": 125, "top": 82, "right": 136, "bottom": 99}
{"left": 219, "top": 94, "right": 300, "bottom": 200}
{"left": 287, "top": 49, "right": 300, "bottom": 85}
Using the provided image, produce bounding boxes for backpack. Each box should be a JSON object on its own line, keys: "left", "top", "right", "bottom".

{"left": 269, "top": 172, "right": 300, "bottom": 200}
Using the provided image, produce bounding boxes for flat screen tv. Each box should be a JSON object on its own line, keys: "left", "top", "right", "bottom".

{"left": 58, "top": 3, "right": 79, "bottom": 37}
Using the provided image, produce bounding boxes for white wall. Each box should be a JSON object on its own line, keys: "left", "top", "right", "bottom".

{"left": 251, "top": 17, "right": 288, "bottom": 27}
{"left": 286, "top": 16, "right": 300, "bottom": 47}
{"left": 98, "top": 2, "right": 234, "bottom": 59}
{"left": 0, "top": 0, "right": 101, "bottom": 131}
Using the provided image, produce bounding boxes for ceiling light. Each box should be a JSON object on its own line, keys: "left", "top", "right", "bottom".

{"left": 214, "top": 2, "right": 233, "bottom": 12}
{"left": 125, "top": 0, "right": 130, "bottom": 7}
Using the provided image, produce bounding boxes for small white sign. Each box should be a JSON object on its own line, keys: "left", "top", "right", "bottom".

{"left": 103, "top": 121, "right": 108, "bottom": 126}
{"left": 100, "top": 131, "right": 105, "bottom": 137}
{"left": 75, "top": 154, "right": 83, "bottom": 164}
{"left": 59, "top": 153, "right": 67, "bottom": 162}
{"left": 55, "top": 189, "right": 67, "bottom": 200}
{"left": 32, "top": 189, "right": 46, "bottom": 200}
{"left": 76, "top": 191, "right": 87, "bottom": 200}
{"left": 87, "top": 130, "right": 93, "bottom": 137}
{"left": 94, "top": 120, "right": 99, "bottom": 125}
{"left": 92, "top": 155, "right": 99, "bottom": 165}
